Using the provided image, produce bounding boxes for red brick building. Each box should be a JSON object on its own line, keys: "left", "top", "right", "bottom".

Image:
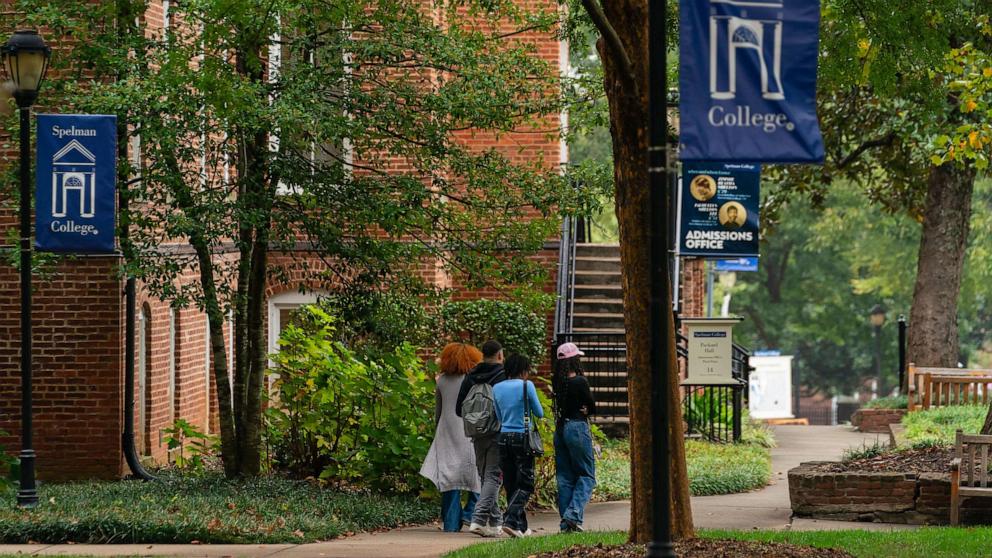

{"left": 0, "top": 0, "right": 570, "bottom": 479}
{"left": 0, "top": 0, "right": 716, "bottom": 480}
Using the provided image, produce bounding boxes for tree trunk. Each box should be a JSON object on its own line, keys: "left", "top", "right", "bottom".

{"left": 232, "top": 35, "right": 273, "bottom": 477}
{"left": 907, "top": 164, "right": 975, "bottom": 372}
{"left": 595, "top": 0, "right": 694, "bottom": 542}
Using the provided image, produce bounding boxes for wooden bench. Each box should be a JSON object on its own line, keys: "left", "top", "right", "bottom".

{"left": 908, "top": 363, "right": 992, "bottom": 411}
{"left": 920, "top": 374, "right": 992, "bottom": 410}
{"left": 951, "top": 430, "right": 992, "bottom": 525}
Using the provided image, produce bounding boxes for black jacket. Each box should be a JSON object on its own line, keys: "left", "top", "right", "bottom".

{"left": 454, "top": 362, "right": 506, "bottom": 417}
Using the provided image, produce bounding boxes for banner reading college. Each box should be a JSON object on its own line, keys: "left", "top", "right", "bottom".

{"left": 678, "top": 0, "right": 824, "bottom": 163}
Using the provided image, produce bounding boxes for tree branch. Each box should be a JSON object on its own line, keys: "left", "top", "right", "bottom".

{"left": 836, "top": 131, "right": 896, "bottom": 169}
{"left": 579, "top": 0, "right": 637, "bottom": 86}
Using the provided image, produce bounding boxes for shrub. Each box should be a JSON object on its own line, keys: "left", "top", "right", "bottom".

{"left": 685, "top": 440, "right": 770, "bottom": 496}
{"left": 0, "top": 474, "right": 435, "bottom": 544}
{"left": 265, "top": 305, "right": 434, "bottom": 493}
{"left": 161, "top": 419, "right": 217, "bottom": 475}
{"left": 323, "top": 290, "right": 440, "bottom": 356}
{"left": 440, "top": 300, "right": 547, "bottom": 363}
{"left": 863, "top": 395, "right": 909, "bottom": 410}
{"left": 901, "top": 405, "right": 985, "bottom": 446}
{"left": 594, "top": 438, "right": 771, "bottom": 500}
{"left": 741, "top": 414, "right": 777, "bottom": 448}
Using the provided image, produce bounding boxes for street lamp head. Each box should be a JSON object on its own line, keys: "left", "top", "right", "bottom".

{"left": 1, "top": 30, "right": 51, "bottom": 108}
{"left": 869, "top": 304, "right": 886, "bottom": 328}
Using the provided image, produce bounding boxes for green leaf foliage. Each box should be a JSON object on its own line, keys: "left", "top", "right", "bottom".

{"left": 161, "top": 419, "right": 219, "bottom": 475}
{"left": 265, "top": 305, "right": 434, "bottom": 493}
{"left": 441, "top": 299, "right": 548, "bottom": 363}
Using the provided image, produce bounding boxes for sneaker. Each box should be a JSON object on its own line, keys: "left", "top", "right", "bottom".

{"left": 468, "top": 522, "right": 487, "bottom": 537}
{"left": 502, "top": 525, "right": 525, "bottom": 538}
{"left": 562, "top": 518, "right": 584, "bottom": 532}
{"left": 523, "top": 529, "right": 533, "bottom": 537}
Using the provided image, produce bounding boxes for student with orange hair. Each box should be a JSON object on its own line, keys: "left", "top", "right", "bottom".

{"left": 420, "top": 342, "right": 485, "bottom": 531}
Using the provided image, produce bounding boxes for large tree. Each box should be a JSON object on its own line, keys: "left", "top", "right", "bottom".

{"left": 772, "top": 1, "right": 992, "bottom": 372}
{"left": 570, "top": 0, "right": 694, "bottom": 544}
{"left": 18, "top": 0, "right": 585, "bottom": 477}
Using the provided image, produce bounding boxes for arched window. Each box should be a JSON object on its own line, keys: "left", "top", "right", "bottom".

{"left": 168, "top": 307, "right": 177, "bottom": 424}
{"left": 138, "top": 304, "right": 152, "bottom": 456}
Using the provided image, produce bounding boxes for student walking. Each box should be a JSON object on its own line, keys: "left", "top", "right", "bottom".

{"left": 493, "top": 354, "right": 544, "bottom": 538}
{"left": 420, "top": 343, "right": 484, "bottom": 532}
{"left": 553, "top": 342, "right": 597, "bottom": 533}
{"left": 455, "top": 340, "right": 507, "bottom": 537}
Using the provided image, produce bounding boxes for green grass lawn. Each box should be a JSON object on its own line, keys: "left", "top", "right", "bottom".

{"left": 0, "top": 474, "right": 435, "bottom": 544}
{"left": 902, "top": 405, "right": 985, "bottom": 446}
{"left": 443, "top": 528, "right": 992, "bottom": 558}
{"left": 595, "top": 438, "right": 771, "bottom": 500}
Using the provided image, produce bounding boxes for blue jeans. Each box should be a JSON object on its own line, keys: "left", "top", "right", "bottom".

{"left": 441, "top": 490, "right": 479, "bottom": 532}
{"left": 554, "top": 420, "right": 596, "bottom": 529}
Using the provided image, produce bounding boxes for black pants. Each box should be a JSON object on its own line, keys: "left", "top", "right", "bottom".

{"left": 498, "top": 432, "right": 535, "bottom": 531}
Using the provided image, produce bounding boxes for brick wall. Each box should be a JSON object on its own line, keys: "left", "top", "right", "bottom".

{"left": 850, "top": 408, "right": 906, "bottom": 433}
{"left": 0, "top": 258, "right": 123, "bottom": 480}
{"left": 789, "top": 462, "right": 992, "bottom": 525}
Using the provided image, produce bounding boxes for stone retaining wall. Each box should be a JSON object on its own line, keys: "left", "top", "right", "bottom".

{"left": 850, "top": 408, "right": 907, "bottom": 433}
{"left": 789, "top": 462, "right": 992, "bottom": 524}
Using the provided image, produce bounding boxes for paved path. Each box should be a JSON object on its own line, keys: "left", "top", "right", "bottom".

{"left": 0, "top": 426, "right": 901, "bottom": 558}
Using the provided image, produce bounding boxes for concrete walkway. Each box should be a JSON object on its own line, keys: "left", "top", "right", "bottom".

{"left": 0, "top": 426, "right": 900, "bottom": 558}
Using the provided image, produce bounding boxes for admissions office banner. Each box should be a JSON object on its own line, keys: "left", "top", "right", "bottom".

{"left": 678, "top": 0, "right": 824, "bottom": 163}
{"left": 36, "top": 114, "right": 117, "bottom": 254}
{"left": 678, "top": 162, "right": 759, "bottom": 258}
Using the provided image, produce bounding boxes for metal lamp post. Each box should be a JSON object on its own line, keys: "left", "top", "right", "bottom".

{"left": 869, "top": 304, "right": 886, "bottom": 399}
{"left": 2, "top": 29, "right": 51, "bottom": 509}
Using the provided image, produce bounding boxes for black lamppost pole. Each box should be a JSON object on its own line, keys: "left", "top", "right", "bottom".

{"left": 870, "top": 304, "right": 886, "bottom": 398}
{"left": 2, "top": 29, "right": 51, "bottom": 509}
{"left": 647, "top": 0, "right": 675, "bottom": 555}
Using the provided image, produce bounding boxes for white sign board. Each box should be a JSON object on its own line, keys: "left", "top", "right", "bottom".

{"left": 681, "top": 318, "right": 740, "bottom": 385}
{"left": 749, "top": 355, "right": 794, "bottom": 419}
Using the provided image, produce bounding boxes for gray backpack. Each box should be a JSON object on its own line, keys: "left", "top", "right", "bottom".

{"left": 462, "top": 382, "right": 501, "bottom": 438}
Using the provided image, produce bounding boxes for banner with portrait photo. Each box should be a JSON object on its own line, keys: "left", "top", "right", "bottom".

{"left": 678, "top": 162, "right": 759, "bottom": 258}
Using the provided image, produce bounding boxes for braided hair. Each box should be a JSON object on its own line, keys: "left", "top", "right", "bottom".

{"left": 553, "top": 355, "right": 583, "bottom": 424}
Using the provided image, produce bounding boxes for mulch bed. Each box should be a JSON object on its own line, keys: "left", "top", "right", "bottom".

{"left": 808, "top": 446, "right": 953, "bottom": 474}
{"left": 535, "top": 540, "right": 854, "bottom": 558}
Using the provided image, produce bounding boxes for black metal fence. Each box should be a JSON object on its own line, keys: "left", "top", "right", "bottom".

{"left": 552, "top": 331, "right": 751, "bottom": 443}
{"left": 553, "top": 332, "right": 628, "bottom": 420}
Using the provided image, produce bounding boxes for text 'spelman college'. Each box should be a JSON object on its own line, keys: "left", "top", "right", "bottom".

{"left": 36, "top": 114, "right": 117, "bottom": 254}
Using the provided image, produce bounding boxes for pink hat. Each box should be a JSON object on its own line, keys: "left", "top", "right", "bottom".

{"left": 557, "top": 342, "right": 585, "bottom": 360}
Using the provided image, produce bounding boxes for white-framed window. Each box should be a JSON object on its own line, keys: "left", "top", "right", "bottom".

{"left": 269, "top": 23, "right": 352, "bottom": 195}
{"left": 267, "top": 291, "right": 329, "bottom": 382}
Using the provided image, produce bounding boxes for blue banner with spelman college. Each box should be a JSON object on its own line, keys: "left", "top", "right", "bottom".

{"left": 36, "top": 114, "right": 117, "bottom": 254}
{"left": 678, "top": 162, "right": 760, "bottom": 258}
{"left": 678, "top": 0, "right": 824, "bottom": 163}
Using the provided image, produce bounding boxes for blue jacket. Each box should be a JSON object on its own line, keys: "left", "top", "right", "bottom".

{"left": 493, "top": 379, "right": 544, "bottom": 433}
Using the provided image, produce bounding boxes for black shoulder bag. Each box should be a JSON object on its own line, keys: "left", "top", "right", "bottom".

{"left": 523, "top": 380, "right": 545, "bottom": 456}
